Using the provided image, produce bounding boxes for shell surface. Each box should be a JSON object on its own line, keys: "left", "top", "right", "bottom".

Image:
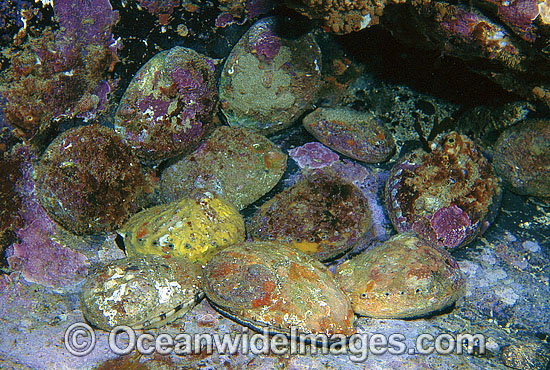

{"left": 203, "top": 241, "right": 356, "bottom": 336}
{"left": 219, "top": 17, "right": 322, "bottom": 134}
{"left": 36, "top": 124, "right": 152, "bottom": 235}
{"left": 250, "top": 167, "right": 373, "bottom": 261}
{"left": 384, "top": 132, "right": 502, "bottom": 250}
{"left": 120, "top": 191, "right": 245, "bottom": 263}
{"left": 161, "top": 126, "right": 287, "bottom": 210}
{"left": 493, "top": 119, "right": 550, "bottom": 198}
{"left": 334, "top": 233, "right": 466, "bottom": 319}
{"left": 303, "top": 107, "right": 395, "bottom": 163}
{"left": 114, "top": 46, "right": 217, "bottom": 162}
{"left": 81, "top": 255, "right": 203, "bottom": 330}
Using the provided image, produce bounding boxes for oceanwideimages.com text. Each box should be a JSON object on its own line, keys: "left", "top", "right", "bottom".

{"left": 65, "top": 322, "right": 486, "bottom": 362}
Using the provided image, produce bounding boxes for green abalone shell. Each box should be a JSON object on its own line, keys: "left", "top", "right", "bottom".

{"left": 334, "top": 233, "right": 466, "bottom": 319}
{"left": 161, "top": 126, "right": 286, "bottom": 210}
{"left": 203, "top": 241, "right": 356, "bottom": 336}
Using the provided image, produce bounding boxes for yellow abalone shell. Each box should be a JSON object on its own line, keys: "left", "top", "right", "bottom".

{"left": 121, "top": 191, "right": 245, "bottom": 263}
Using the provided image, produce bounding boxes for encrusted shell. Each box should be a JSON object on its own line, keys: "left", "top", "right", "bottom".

{"left": 120, "top": 191, "right": 245, "bottom": 263}
{"left": 36, "top": 124, "right": 152, "bottom": 235}
{"left": 334, "top": 233, "right": 466, "bottom": 319}
{"left": 384, "top": 132, "right": 502, "bottom": 250}
{"left": 250, "top": 168, "right": 373, "bottom": 261}
{"left": 493, "top": 119, "right": 550, "bottom": 198}
{"left": 161, "top": 126, "right": 287, "bottom": 210}
{"left": 114, "top": 46, "right": 217, "bottom": 162}
{"left": 81, "top": 255, "right": 203, "bottom": 331}
{"left": 303, "top": 107, "right": 395, "bottom": 163}
{"left": 219, "top": 17, "right": 322, "bottom": 134}
{"left": 203, "top": 241, "right": 356, "bottom": 336}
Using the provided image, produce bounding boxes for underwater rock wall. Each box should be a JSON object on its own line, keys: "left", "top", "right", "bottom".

{"left": 0, "top": 0, "right": 549, "bottom": 369}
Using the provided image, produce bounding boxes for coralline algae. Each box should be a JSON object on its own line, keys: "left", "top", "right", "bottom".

{"left": 385, "top": 132, "right": 502, "bottom": 250}
{"left": 36, "top": 124, "right": 153, "bottom": 235}
{"left": 6, "top": 147, "right": 89, "bottom": 290}
{"left": 121, "top": 191, "right": 245, "bottom": 263}
{"left": 303, "top": 107, "right": 395, "bottom": 163}
{"left": 288, "top": 142, "right": 340, "bottom": 169}
{"left": 114, "top": 46, "right": 217, "bottom": 162}
{"left": 161, "top": 126, "right": 287, "bottom": 210}
{"left": 7, "top": 227, "right": 89, "bottom": 290}
{"left": 219, "top": 17, "right": 322, "bottom": 134}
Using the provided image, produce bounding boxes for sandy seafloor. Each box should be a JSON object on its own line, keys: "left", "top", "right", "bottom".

{"left": 0, "top": 105, "right": 549, "bottom": 369}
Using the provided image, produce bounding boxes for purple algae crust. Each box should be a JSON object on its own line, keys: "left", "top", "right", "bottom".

{"left": 114, "top": 46, "right": 218, "bottom": 162}
{"left": 136, "top": 0, "right": 180, "bottom": 21}
{"left": 2, "top": 145, "right": 90, "bottom": 289}
{"left": 53, "top": 0, "right": 119, "bottom": 46}
{"left": 288, "top": 142, "right": 340, "bottom": 169}
{"left": 215, "top": 12, "right": 237, "bottom": 28}
{"left": 247, "top": 22, "right": 283, "bottom": 62}
{"left": 1, "top": 0, "right": 120, "bottom": 140}
{"left": 497, "top": 0, "right": 539, "bottom": 41}
{"left": 303, "top": 107, "right": 395, "bottom": 163}
{"left": 7, "top": 228, "right": 89, "bottom": 289}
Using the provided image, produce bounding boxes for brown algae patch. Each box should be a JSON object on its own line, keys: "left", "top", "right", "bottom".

{"left": 250, "top": 167, "right": 373, "bottom": 261}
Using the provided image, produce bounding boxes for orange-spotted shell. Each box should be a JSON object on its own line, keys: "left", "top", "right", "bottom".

{"left": 335, "top": 232, "right": 466, "bottom": 319}
{"left": 203, "top": 241, "right": 356, "bottom": 337}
